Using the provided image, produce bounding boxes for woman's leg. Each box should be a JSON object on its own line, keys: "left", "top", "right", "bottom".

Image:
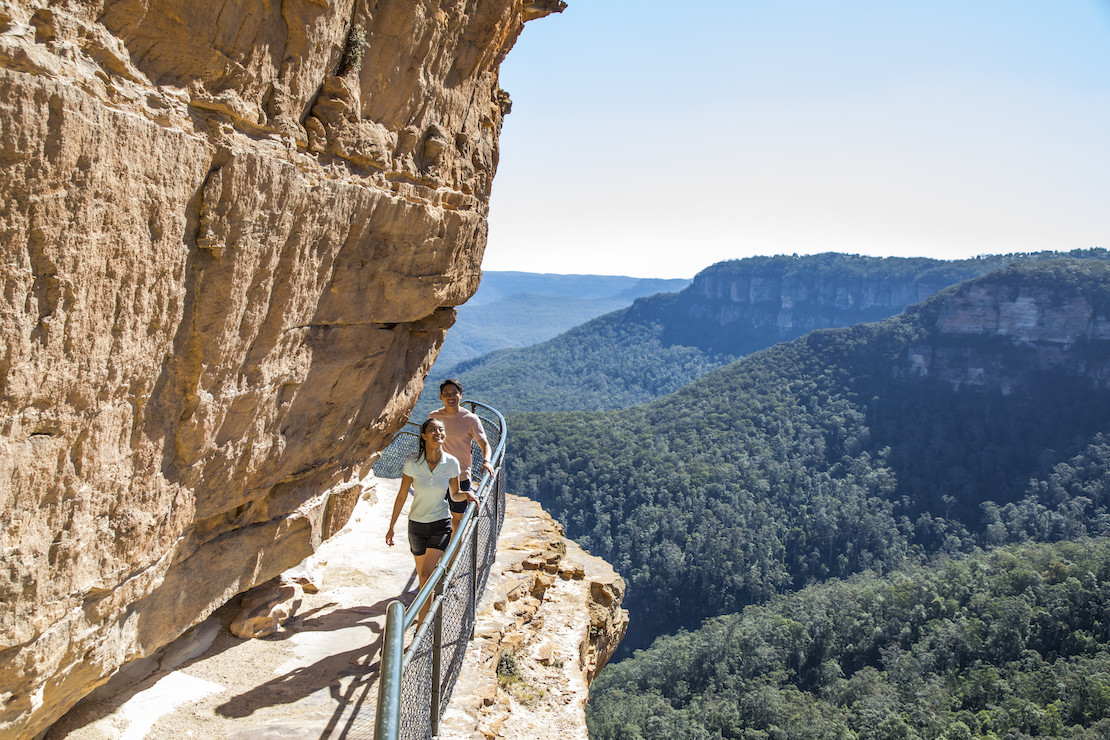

{"left": 416, "top": 548, "right": 444, "bottom": 621}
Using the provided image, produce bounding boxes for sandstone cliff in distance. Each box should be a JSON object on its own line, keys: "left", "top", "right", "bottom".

{"left": 0, "top": 1, "right": 565, "bottom": 736}
{"left": 437, "top": 251, "right": 1110, "bottom": 415}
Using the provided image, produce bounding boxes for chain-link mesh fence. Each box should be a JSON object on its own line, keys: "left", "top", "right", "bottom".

{"left": 372, "top": 422, "right": 421, "bottom": 479}
{"left": 366, "top": 401, "right": 507, "bottom": 740}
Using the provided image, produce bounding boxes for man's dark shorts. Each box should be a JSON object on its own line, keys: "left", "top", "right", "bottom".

{"left": 408, "top": 519, "right": 451, "bottom": 555}
{"left": 445, "top": 477, "right": 471, "bottom": 514}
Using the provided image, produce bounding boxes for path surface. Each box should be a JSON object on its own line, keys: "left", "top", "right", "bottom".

{"left": 47, "top": 478, "right": 414, "bottom": 740}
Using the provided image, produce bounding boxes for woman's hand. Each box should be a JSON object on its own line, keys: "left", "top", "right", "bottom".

{"left": 387, "top": 475, "right": 412, "bottom": 548}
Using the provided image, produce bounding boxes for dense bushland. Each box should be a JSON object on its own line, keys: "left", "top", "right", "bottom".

{"left": 508, "top": 260, "right": 1110, "bottom": 656}
{"left": 588, "top": 539, "right": 1110, "bottom": 740}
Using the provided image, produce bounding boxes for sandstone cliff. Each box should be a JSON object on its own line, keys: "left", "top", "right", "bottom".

{"left": 902, "top": 259, "right": 1110, "bottom": 392}
{"left": 0, "top": 1, "right": 564, "bottom": 736}
{"left": 630, "top": 252, "right": 1107, "bottom": 358}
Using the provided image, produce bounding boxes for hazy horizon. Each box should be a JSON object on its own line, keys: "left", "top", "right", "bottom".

{"left": 484, "top": 1, "right": 1110, "bottom": 280}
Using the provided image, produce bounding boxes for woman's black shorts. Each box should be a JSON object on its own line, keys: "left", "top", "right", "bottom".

{"left": 408, "top": 518, "right": 451, "bottom": 555}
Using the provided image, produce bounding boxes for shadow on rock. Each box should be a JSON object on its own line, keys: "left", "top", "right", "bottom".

{"left": 215, "top": 594, "right": 413, "bottom": 720}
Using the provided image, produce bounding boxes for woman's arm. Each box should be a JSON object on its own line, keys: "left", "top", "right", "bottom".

{"left": 448, "top": 475, "right": 478, "bottom": 504}
{"left": 386, "top": 474, "right": 412, "bottom": 546}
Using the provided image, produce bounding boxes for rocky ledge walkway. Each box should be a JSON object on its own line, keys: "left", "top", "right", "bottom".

{"left": 46, "top": 477, "right": 412, "bottom": 740}
{"left": 43, "top": 480, "right": 627, "bottom": 740}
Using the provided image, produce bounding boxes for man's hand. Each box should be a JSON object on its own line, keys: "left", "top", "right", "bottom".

{"left": 386, "top": 528, "right": 395, "bottom": 547}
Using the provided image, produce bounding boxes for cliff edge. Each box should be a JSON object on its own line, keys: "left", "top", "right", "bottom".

{"left": 0, "top": 1, "right": 564, "bottom": 736}
{"left": 441, "top": 494, "right": 628, "bottom": 739}
{"left": 41, "top": 486, "right": 625, "bottom": 739}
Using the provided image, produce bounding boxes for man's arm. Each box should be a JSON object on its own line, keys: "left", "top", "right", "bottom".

{"left": 473, "top": 424, "right": 494, "bottom": 477}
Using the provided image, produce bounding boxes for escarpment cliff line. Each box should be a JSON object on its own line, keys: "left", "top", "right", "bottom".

{"left": 642, "top": 254, "right": 970, "bottom": 355}
{"left": 904, "top": 260, "right": 1110, "bottom": 392}
{"left": 0, "top": 1, "right": 565, "bottom": 736}
{"left": 628, "top": 253, "right": 1096, "bottom": 358}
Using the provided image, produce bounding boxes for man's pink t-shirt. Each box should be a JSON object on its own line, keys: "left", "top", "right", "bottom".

{"left": 428, "top": 407, "right": 488, "bottom": 482}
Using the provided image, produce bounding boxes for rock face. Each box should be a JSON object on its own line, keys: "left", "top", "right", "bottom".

{"left": 0, "top": 1, "right": 564, "bottom": 736}
{"left": 630, "top": 253, "right": 1048, "bottom": 357}
{"left": 440, "top": 494, "right": 628, "bottom": 740}
{"left": 904, "top": 260, "right": 1110, "bottom": 392}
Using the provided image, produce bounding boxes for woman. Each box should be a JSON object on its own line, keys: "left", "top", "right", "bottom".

{"left": 386, "top": 418, "right": 478, "bottom": 618}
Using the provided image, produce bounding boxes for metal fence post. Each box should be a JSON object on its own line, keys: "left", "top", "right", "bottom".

{"left": 430, "top": 581, "right": 444, "bottom": 737}
{"left": 375, "top": 601, "right": 406, "bottom": 740}
{"left": 470, "top": 507, "right": 479, "bottom": 638}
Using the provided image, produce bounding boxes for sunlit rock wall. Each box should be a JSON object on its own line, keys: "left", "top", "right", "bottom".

{"left": 628, "top": 255, "right": 994, "bottom": 357}
{"left": 687, "top": 260, "right": 948, "bottom": 340}
{"left": 0, "top": 1, "right": 564, "bottom": 736}
{"left": 905, "top": 261, "right": 1110, "bottom": 391}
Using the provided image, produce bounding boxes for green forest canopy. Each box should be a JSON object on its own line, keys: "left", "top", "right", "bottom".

{"left": 507, "top": 259, "right": 1110, "bottom": 658}
{"left": 588, "top": 539, "right": 1110, "bottom": 740}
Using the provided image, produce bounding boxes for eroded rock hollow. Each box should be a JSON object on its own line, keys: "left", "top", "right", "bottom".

{"left": 0, "top": 1, "right": 564, "bottom": 735}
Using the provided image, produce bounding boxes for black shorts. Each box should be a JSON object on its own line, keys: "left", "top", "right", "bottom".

{"left": 408, "top": 519, "right": 451, "bottom": 556}
{"left": 445, "top": 477, "right": 471, "bottom": 514}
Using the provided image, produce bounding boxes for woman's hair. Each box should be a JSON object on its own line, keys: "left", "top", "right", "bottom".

{"left": 414, "top": 418, "right": 441, "bottom": 462}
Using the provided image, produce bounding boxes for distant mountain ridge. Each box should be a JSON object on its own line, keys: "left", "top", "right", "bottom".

{"left": 464, "top": 271, "right": 689, "bottom": 306}
{"left": 638, "top": 253, "right": 1014, "bottom": 355}
{"left": 446, "top": 250, "right": 1110, "bottom": 414}
{"left": 430, "top": 271, "right": 690, "bottom": 370}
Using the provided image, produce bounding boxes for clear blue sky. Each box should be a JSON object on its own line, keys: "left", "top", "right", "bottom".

{"left": 483, "top": 1, "right": 1110, "bottom": 279}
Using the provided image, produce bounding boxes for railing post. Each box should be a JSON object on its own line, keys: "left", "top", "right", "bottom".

{"left": 375, "top": 601, "right": 406, "bottom": 740}
{"left": 494, "top": 463, "right": 503, "bottom": 531}
{"left": 470, "top": 503, "right": 479, "bottom": 637}
{"left": 430, "top": 582, "right": 444, "bottom": 737}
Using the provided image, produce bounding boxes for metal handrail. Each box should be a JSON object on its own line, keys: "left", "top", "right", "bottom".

{"left": 373, "top": 400, "right": 507, "bottom": 740}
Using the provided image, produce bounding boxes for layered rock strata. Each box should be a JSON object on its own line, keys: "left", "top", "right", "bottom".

{"left": 0, "top": 1, "right": 564, "bottom": 736}
{"left": 904, "top": 261, "right": 1110, "bottom": 392}
{"left": 627, "top": 253, "right": 1039, "bottom": 357}
{"left": 440, "top": 494, "right": 628, "bottom": 740}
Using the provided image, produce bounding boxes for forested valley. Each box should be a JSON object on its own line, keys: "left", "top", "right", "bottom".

{"left": 498, "top": 257, "right": 1110, "bottom": 739}
{"left": 589, "top": 540, "right": 1110, "bottom": 739}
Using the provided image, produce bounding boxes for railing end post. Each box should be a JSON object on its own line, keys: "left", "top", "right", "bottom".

{"left": 374, "top": 600, "right": 407, "bottom": 740}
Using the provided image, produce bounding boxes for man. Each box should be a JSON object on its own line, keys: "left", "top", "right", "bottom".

{"left": 428, "top": 379, "right": 495, "bottom": 531}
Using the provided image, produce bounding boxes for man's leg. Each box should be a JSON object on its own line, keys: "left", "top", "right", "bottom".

{"left": 448, "top": 478, "right": 471, "bottom": 533}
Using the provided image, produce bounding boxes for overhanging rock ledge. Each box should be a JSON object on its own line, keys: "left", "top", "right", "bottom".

{"left": 0, "top": 1, "right": 563, "bottom": 736}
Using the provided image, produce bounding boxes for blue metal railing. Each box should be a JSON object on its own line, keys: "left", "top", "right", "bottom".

{"left": 370, "top": 401, "right": 507, "bottom": 740}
